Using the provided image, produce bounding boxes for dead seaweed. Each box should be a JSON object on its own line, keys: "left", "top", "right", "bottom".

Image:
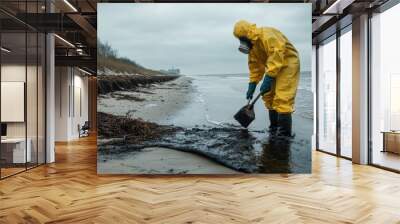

{"left": 110, "top": 93, "right": 145, "bottom": 101}
{"left": 97, "top": 112, "right": 179, "bottom": 144}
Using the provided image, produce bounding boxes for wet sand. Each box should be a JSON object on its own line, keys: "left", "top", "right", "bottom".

{"left": 98, "top": 76, "right": 194, "bottom": 123}
{"left": 98, "top": 74, "right": 312, "bottom": 174}
{"left": 98, "top": 76, "right": 242, "bottom": 174}
{"left": 98, "top": 147, "right": 240, "bottom": 174}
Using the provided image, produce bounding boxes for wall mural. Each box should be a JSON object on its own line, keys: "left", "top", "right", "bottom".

{"left": 97, "top": 3, "right": 313, "bottom": 174}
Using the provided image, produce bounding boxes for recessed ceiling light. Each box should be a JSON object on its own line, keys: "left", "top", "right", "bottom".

{"left": 54, "top": 34, "right": 75, "bottom": 48}
{"left": 63, "top": 0, "right": 78, "bottom": 12}
{"left": 1, "top": 47, "right": 11, "bottom": 53}
{"left": 78, "top": 67, "right": 93, "bottom": 76}
{"left": 322, "top": 0, "right": 357, "bottom": 15}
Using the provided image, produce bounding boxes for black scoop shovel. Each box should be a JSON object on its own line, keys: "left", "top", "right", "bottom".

{"left": 234, "top": 93, "right": 262, "bottom": 128}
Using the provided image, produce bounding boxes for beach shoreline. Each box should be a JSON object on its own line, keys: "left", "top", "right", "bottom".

{"left": 98, "top": 75, "right": 242, "bottom": 174}
{"left": 97, "top": 73, "right": 312, "bottom": 174}
{"left": 98, "top": 75, "right": 195, "bottom": 123}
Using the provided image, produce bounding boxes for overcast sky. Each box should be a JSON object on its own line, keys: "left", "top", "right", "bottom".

{"left": 98, "top": 3, "right": 311, "bottom": 75}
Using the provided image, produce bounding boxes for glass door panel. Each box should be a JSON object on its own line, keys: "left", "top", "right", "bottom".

{"left": 339, "top": 29, "right": 352, "bottom": 158}
{"left": 371, "top": 4, "right": 400, "bottom": 171}
{"left": 318, "top": 37, "right": 337, "bottom": 154}
{"left": 1, "top": 31, "right": 27, "bottom": 177}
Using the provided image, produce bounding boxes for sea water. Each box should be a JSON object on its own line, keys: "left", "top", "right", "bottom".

{"left": 160, "top": 72, "right": 313, "bottom": 138}
{"left": 152, "top": 72, "right": 313, "bottom": 173}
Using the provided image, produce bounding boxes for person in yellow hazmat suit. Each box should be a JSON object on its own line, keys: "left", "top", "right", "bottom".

{"left": 233, "top": 20, "right": 300, "bottom": 137}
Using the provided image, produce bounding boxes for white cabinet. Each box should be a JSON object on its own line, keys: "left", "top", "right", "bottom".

{"left": 1, "top": 138, "right": 32, "bottom": 163}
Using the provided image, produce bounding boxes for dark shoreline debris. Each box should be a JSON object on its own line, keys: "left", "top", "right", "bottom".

{"left": 97, "top": 112, "right": 311, "bottom": 173}
{"left": 110, "top": 92, "right": 145, "bottom": 101}
{"left": 98, "top": 112, "right": 180, "bottom": 144}
{"left": 98, "top": 112, "right": 261, "bottom": 173}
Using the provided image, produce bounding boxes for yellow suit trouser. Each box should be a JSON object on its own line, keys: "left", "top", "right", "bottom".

{"left": 262, "top": 62, "right": 300, "bottom": 113}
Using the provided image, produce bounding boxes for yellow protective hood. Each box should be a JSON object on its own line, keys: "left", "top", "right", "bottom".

{"left": 233, "top": 20, "right": 260, "bottom": 41}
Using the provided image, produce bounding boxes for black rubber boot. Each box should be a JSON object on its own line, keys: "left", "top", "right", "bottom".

{"left": 277, "top": 113, "right": 293, "bottom": 137}
{"left": 268, "top": 110, "right": 278, "bottom": 135}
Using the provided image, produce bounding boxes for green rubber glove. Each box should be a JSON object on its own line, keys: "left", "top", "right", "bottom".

{"left": 260, "top": 75, "right": 274, "bottom": 95}
{"left": 246, "top": 82, "right": 257, "bottom": 100}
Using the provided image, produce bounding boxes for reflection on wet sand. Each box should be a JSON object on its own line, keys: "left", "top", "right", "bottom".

{"left": 260, "top": 136, "right": 293, "bottom": 173}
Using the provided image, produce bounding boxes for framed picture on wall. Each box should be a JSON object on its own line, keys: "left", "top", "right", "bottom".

{"left": 1, "top": 82, "right": 25, "bottom": 123}
{"left": 97, "top": 3, "right": 313, "bottom": 174}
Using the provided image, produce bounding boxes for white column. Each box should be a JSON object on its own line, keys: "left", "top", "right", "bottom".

{"left": 352, "top": 14, "right": 369, "bottom": 164}
{"left": 312, "top": 45, "right": 317, "bottom": 150}
{"left": 45, "top": 1, "right": 55, "bottom": 163}
{"left": 46, "top": 33, "right": 55, "bottom": 163}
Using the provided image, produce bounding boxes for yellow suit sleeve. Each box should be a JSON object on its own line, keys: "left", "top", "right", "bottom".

{"left": 264, "top": 36, "right": 285, "bottom": 78}
{"left": 248, "top": 52, "right": 265, "bottom": 83}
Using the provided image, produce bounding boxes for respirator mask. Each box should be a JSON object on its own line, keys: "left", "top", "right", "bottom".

{"left": 238, "top": 37, "right": 253, "bottom": 54}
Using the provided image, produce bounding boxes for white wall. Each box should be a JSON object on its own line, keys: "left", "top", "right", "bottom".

{"left": 55, "top": 67, "right": 89, "bottom": 141}
{"left": 55, "top": 66, "right": 70, "bottom": 141}
{"left": 1, "top": 63, "right": 46, "bottom": 164}
{"left": 1, "top": 65, "right": 26, "bottom": 140}
{"left": 1, "top": 65, "right": 39, "bottom": 138}
{"left": 72, "top": 73, "right": 89, "bottom": 138}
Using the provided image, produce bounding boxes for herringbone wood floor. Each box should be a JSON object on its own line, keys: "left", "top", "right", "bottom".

{"left": 1, "top": 136, "right": 400, "bottom": 224}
